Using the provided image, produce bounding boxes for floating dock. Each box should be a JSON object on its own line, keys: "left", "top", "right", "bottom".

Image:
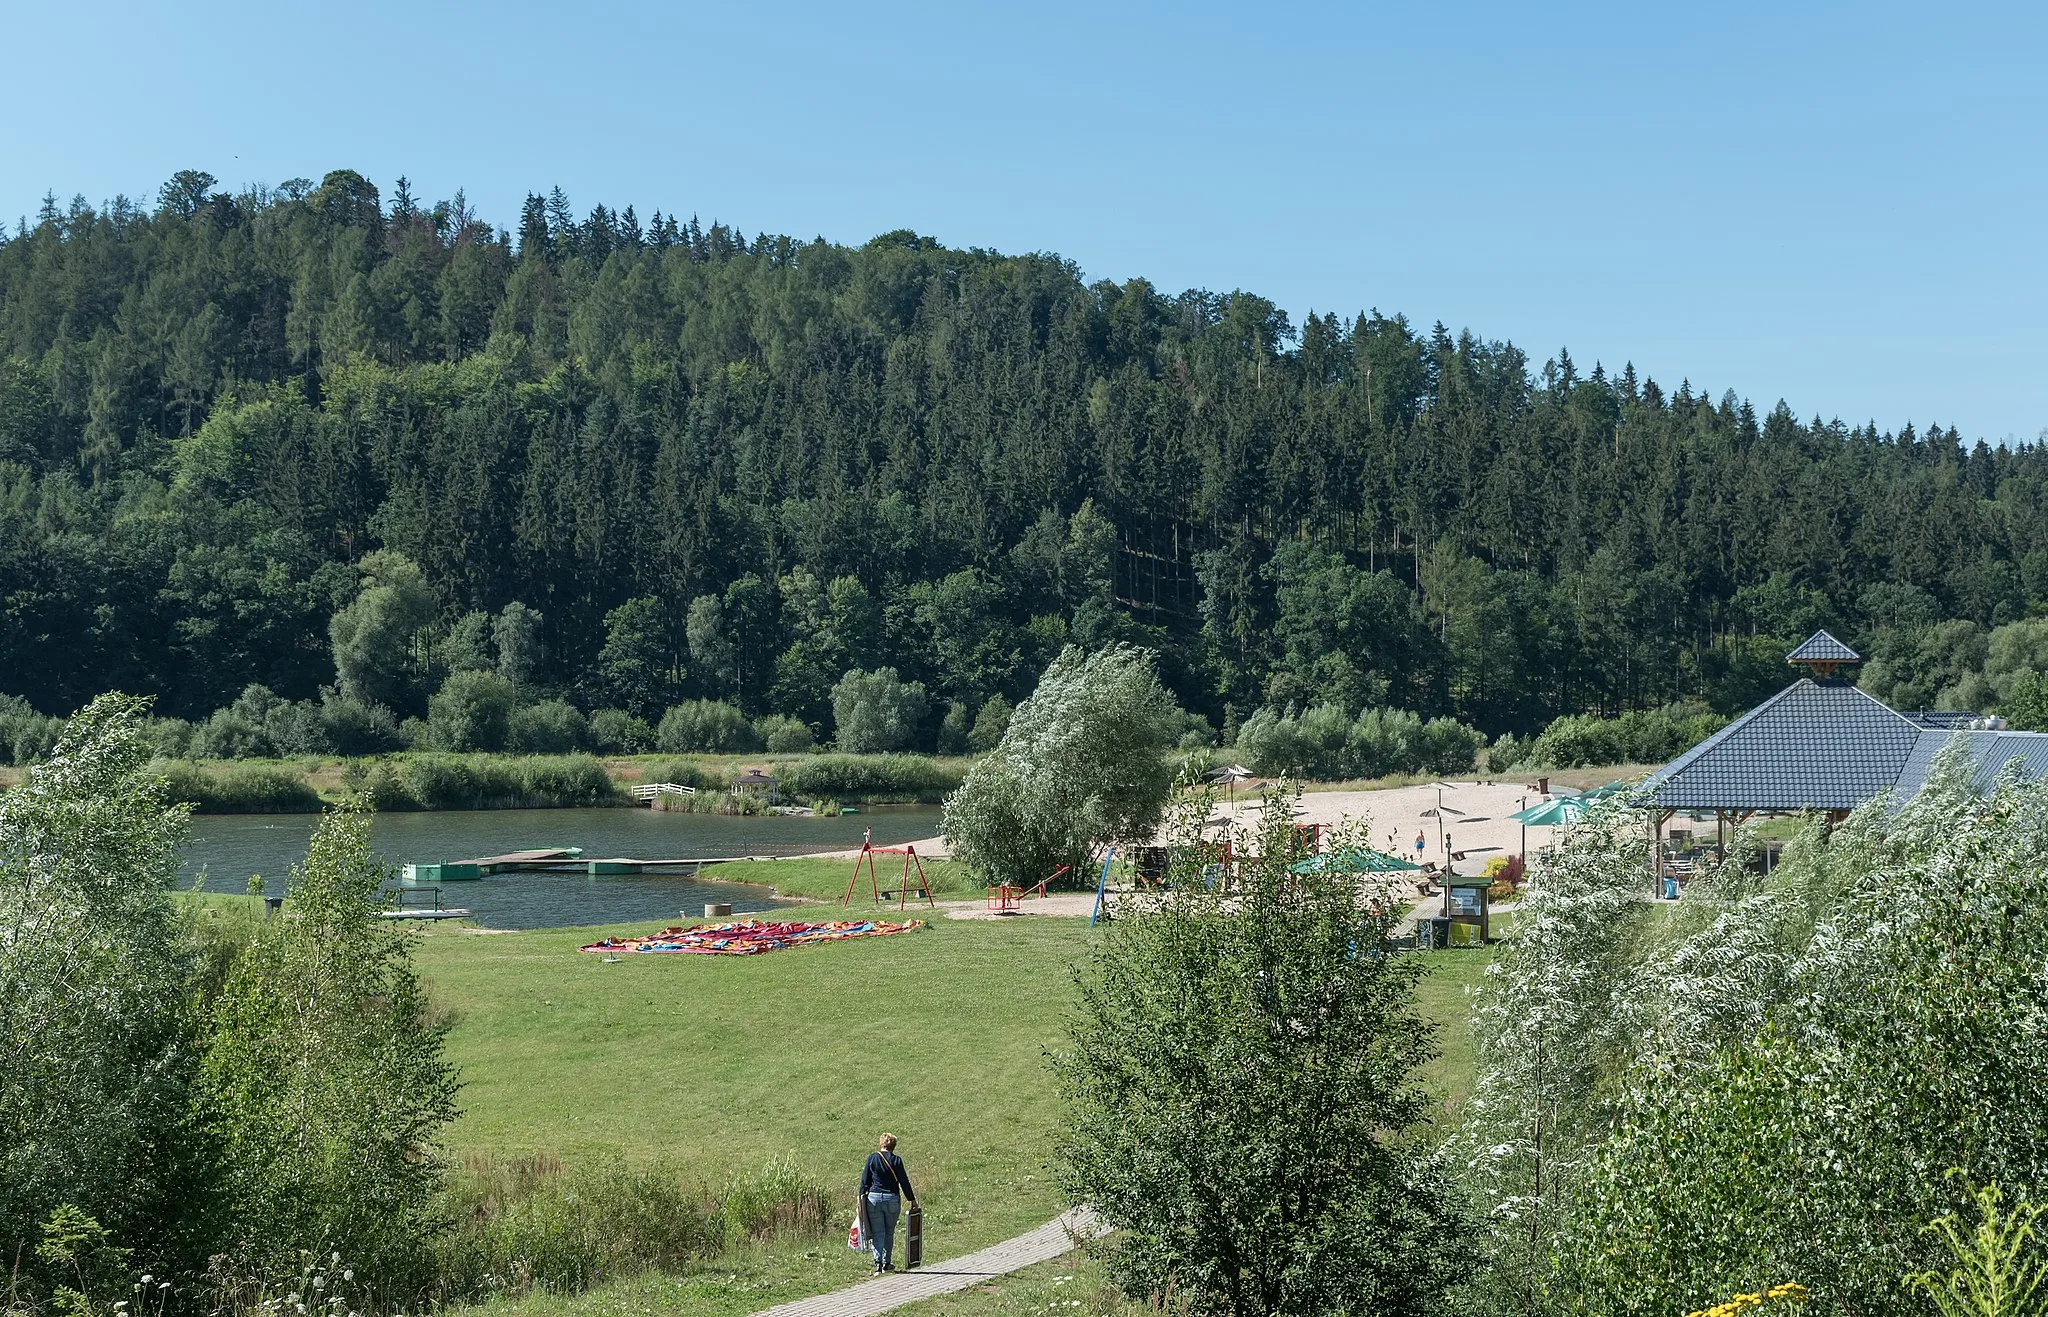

{"left": 402, "top": 850, "right": 778, "bottom": 881}
{"left": 403, "top": 847, "right": 584, "bottom": 882}
{"left": 380, "top": 908, "right": 472, "bottom": 920}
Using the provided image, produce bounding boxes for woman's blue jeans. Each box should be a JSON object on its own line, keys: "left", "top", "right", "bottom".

{"left": 864, "top": 1191, "right": 901, "bottom": 1268}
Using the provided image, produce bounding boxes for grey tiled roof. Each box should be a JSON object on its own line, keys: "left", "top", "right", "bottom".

{"left": 1787, "top": 629, "right": 1860, "bottom": 662}
{"left": 1640, "top": 679, "right": 1923, "bottom": 811}
{"left": 1892, "top": 730, "right": 2048, "bottom": 798}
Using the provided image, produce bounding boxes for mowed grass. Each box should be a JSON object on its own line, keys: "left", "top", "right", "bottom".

{"left": 414, "top": 907, "right": 1493, "bottom": 1316}
{"left": 415, "top": 907, "right": 1087, "bottom": 1255}
{"left": 700, "top": 855, "right": 979, "bottom": 904}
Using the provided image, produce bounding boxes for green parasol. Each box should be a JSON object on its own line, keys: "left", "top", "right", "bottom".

{"left": 1510, "top": 796, "right": 1590, "bottom": 827}
{"left": 1289, "top": 847, "right": 1424, "bottom": 875}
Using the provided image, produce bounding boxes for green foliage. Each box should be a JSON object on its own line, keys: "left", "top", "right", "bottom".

{"left": 506, "top": 699, "right": 592, "bottom": 753}
{"left": 1, "top": 696, "right": 208, "bottom": 1289}
{"left": 1908, "top": 1181, "right": 2048, "bottom": 1317}
{"left": 1520, "top": 700, "right": 1726, "bottom": 769}
{"left": 393, "top": 754, "right": 621, "bottom": 809}
{"left": 589, "top": 708, "right": 654, "bottom": 753}
{"left": 1054, "top": 785, "right": 1460, "bottom": 1315}
{"left": 494, "top": 601, "right": 547, "bottom": 686}
{"left": 1456, "top": 744, "right": 2048, "bottom": 1316}
{"left": 199, "top": 797, "right": 459, "bottom": 1298}
{"left": 1236, "top": 703, "right": 1483, "bottom": 779}
{"left": 13, "top": 170, "right": 2048, "bottom": 765}
{"left": 945, "top": 644, "right": 1179, "bottom": 889}
{"left": 656, "top": 699, "right": 758, "bottom": 753}
{"left": 776, "top": 753, "right": 963, "bottom": 803}
{"left": 428, "top": 669, "right": 517, "bottom": 752}
{"left": 159, "top": 761, "right": 324, "bottom": 813}
{"left": 2003, "top": 672, "right": 2048, "bottom": 732}
{"left": 0, "top": 694, "right": 64, "bottom": 765}
{"left": 752, "top": 713, "right": 814, "bottom": 753}
{"left": 328, "top": 552, "right": 437, "bottom": 713}
{"left": 967, "top": 694, "right": 1012, "bottom": 753}
{"left": 830, "top": 668, "right": 928, "bottom": 753}
{"left": 596, "top": 597, "right": 680, "bottom": 718}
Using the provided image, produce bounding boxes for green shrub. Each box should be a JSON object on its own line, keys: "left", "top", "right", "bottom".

{"left": 1524, "top": 702, "right": 1726, "bottom": 769}
{"left": 6, "top": 710, "right": 64, "bottom": 765}
{"left": 429, "top": 670, "right": 517, "bottom": 752}
{"left": 589, "top": 708, "right": 654, "bottom": 753}
{"left": 778, "top": 753, "right": 964, "bottom": 803}
{"left": 438, "top": 1153, "right": 829, "bottom": 1299}
{"left": 159, "top": 761, "right": 323, "bottom": 813}
{"left": 636, "top": 759, "right": 721, "bottom": 792}
{"left": 1236, "top": 703, "right": 1482, "bottom": 780}
{"left": 507, "top": 699, "right": 592, "bottom": 753}
{"left": 753, "top": 713, "right": 815, "bottom": 753}
{"left": 324, "top": 694, "right": 404, "bottom": 755}
{"left": 657, "top": 700, "right": 758, "bottom": 753}
{"left": 831, "top": 668, "right": 928, "bottom": 753}
{"left": 397, "top": 754, "right": 623, "bottom": 809}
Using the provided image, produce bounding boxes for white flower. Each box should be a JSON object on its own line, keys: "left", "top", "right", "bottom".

{"left": 141, "top": 1276, "right": 153, "bottom": 1285}
{"left": 341, "top": 1271, "right": 353, "bottom": 1282}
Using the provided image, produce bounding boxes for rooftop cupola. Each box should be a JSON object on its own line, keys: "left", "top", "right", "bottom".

{"left": 1787, "top": 629, "right": 1860, "bottom": 680}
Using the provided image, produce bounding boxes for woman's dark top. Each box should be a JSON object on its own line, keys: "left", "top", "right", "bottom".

{"left": 860, "top": 1150, "right": 915, "bottom": 1200}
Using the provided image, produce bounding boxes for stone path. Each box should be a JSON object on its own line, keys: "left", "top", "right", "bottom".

{"left": 749, "top": 1208, "right": 1100, "bottom": 1317}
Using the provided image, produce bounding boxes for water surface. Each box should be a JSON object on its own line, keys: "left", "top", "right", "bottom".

{"left": 182, "top": 806, "right": 942, "bottom": 930}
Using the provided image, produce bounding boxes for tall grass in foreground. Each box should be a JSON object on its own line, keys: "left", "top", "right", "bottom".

{"left": 435, "top": 1153, "right": 832, "bottom": 1300}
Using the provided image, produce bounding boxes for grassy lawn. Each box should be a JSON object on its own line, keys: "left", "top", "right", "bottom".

{"left": 894, "top": 1252, "right": 1113, "bottom": 1315}
{"left": 415, "top": 905, "right": 1495, "bottom": 1317}
{"left": 699, "top": 855, "right": 977, "bottom": 903}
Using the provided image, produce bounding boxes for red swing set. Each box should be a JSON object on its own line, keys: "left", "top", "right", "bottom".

{"left": 841, "top": 830, "right": 938, "bottom": 910}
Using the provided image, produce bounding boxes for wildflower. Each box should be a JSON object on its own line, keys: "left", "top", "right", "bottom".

{"left": 341, "top": 1271, "right": 353, "bottom": 1282}
{"left": 141, "top": 1277, "right": 153, "bottom": 1285}
{"left": 331, "top": 1252, "right": 341, "bottom": 1264}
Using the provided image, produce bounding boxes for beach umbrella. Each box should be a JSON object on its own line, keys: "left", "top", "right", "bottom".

{"left": 1510, "top": 796, "right": 1590, "bottom": 827}
{"left": 1289, "top": 847, "right": 1423, "bottom": 875}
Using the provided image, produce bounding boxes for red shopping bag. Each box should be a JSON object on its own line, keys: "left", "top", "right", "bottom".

{"left": 847, "top": 1208, "right": 864, "bottom": 1251}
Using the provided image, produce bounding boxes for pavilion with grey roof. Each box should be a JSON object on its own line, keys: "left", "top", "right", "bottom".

{"left": 1636, "top": 630, "right": 2048, "bottom": 876}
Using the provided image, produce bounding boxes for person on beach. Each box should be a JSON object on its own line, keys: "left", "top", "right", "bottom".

{"left": 861, "top": 1133, "right": 917, "bottom": 1274}
{"left": 1414, "top": 829, "right": 1425, "bottom": 859}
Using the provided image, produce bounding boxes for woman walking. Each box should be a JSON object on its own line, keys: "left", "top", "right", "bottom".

{"left": 860, "top": 1133, "right": 917, "bottom": 1274}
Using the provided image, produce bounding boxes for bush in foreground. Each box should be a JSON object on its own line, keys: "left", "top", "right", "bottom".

{"left": 1055, "top": 785, "right": 1460, "bottom": 1315}
{"left": 1456, "top": 741, "right": 2048, "bottom": 1314}
{"left": 202, "top": 797, "right": 459, "bottom": 1300}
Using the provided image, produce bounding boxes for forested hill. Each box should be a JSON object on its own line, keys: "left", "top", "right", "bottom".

{"left": 3, "top": 167, "right": 2045, "bottom": 746}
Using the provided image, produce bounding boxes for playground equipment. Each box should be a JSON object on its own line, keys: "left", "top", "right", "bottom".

{"left": 986, "top": 863, "right": 1067, "bottom": 912}
{"left": 1089, "top": 847, "right": 1115, "bottom": 925}
{"left": 842, "top": 831, "right": 938, "bottom": 910}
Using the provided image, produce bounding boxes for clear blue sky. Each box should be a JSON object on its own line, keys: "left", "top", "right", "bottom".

{"left": 7, "top": 1, "right": 2046, "bottom": 442}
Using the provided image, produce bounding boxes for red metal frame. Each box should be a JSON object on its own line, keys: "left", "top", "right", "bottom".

{"left": 842, "top": 833, "right": 938, "bottom": 910}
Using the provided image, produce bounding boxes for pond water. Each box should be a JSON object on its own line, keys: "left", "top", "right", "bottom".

{"left": 181, "top": 806, "right": 943, "bottom": 930}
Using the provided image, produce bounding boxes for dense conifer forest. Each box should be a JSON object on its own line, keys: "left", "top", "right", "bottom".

{"left": 5, "top": 168, "right": 2046, "bottom": 753}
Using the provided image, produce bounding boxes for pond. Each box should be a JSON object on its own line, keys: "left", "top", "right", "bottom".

{"left": 181, "top": 805, "right": 943, "bottom": 930}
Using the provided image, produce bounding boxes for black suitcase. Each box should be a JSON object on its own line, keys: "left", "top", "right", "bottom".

{"left": 904, "top": 1202, "right": 924, "bottom": 1269}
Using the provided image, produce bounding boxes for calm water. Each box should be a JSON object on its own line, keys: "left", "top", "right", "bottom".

{"left": 181, "top": 806, "right": 942, "bottom": 930}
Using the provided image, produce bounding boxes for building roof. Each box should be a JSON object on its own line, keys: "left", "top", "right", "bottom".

{"left": 1892, "top": 730, "right": 2048, "bottom": 798}
{"left": 1640, "top": 678, "right": 1925, "bottom": 811}
{"left": 1787, "top": 629, "right": 1860, "bottom": 663}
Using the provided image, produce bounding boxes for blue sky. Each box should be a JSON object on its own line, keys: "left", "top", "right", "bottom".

{"left": 6, "top": 1, "right": 2045, "bottom": 442}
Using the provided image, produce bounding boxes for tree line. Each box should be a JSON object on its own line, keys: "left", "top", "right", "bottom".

{"left": 5, "top": 168, "right": 2046, "bottom": 744}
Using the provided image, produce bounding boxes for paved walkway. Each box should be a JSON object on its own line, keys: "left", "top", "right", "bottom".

{"left": 749, "top": 1208, "right": 1101, "bottom": 1317}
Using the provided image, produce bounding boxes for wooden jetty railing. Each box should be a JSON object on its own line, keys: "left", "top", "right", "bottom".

{"left": 631, "top": 782, "right": 698, "bottom": 802}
